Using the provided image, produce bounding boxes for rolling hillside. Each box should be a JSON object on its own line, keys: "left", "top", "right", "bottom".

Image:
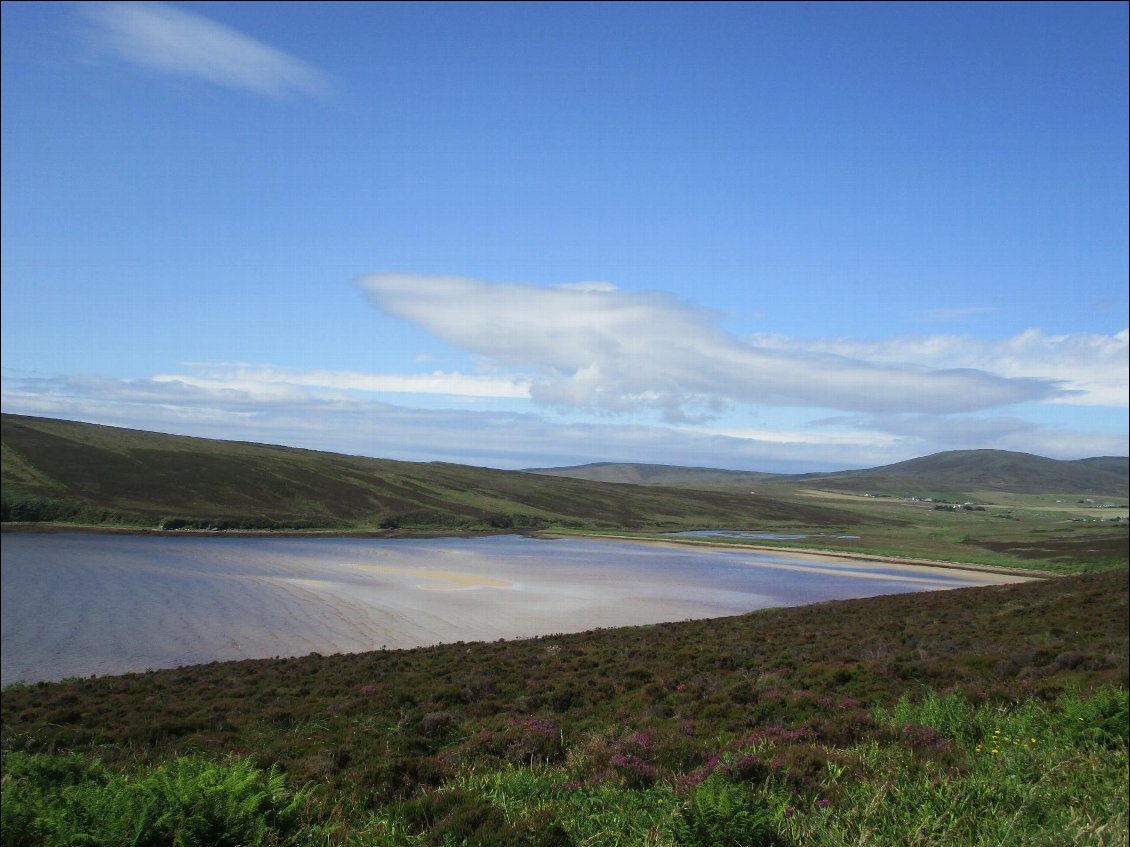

{"left": 523, "top": 461, "right": 779, "bottom": 487}
{"left": 529, "top": 450, "right": 1130, "bottom": 498}
{"left": 789, "top": 450, "right": 1128, "bottom": 497}
{"left": 0, "top": 414, "right": 859, "bottom": 531}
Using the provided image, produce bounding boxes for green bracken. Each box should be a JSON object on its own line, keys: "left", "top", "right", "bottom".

{"left": 0, "top": 754, "right": 316, "bottom": 847}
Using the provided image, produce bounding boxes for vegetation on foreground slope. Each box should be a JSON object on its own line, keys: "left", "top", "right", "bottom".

{"left": 3, "top": 569, "right": 1127, "bottom": 845}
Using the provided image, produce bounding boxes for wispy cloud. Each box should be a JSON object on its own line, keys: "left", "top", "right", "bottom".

{"left": 749, "top": 328, "right": 1129, "bottom": 408}
{"left": 829, "top": 412, "right": 1130, "bottom": 460}
{"left": 4, "top": 274, "right": 1123, "bottom": 471}
{"left": 356, "top": 273, "right": 1065, "bottom": 421}
{"left": 155, "top": 365, "right": 531, "bottom": 400}
{"left": 4, "top": 371, "right": 1124, "bottom": 471}
{"left": 83, "top": 2, "right": 333, "bottom": 98}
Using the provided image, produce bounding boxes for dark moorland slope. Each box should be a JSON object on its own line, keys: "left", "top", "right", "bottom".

{"left": 0, "top": 414, "right": 860, "bottom": 531}
{"left": 2, "top": 569, "right": 1125, "bottom": 804}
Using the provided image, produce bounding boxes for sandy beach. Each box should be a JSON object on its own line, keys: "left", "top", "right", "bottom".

{"left": 539, "top": 531, "right": 1051, "bottom": 580}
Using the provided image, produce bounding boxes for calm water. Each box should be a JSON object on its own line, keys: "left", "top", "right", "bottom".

{"left": 0, "top": 533, "right": 1028, "bottom": 685}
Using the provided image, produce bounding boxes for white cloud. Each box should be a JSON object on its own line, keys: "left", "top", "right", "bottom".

{"left": 679, "top": 424, "right": 902, "bottom": 448}
{"left": 83, "top": 2, "right": 333, "bottom": 98}
{"left": 749, "top": 328, "right": 1129, "bottom": 408}
{"left": 843, "top": 412, "right": 1130, "bottom": 460}
{"left": 356, "top": 273, "right": 1064, "bottom": 420}
{"left": 3, "top": 370, "right": 1123, "bottom": 471}
{"left": 4, "top": 277, "right": 1123, "bottom": 473}
{"left": 155, "top": 365, "right": 531, "bottom": 400}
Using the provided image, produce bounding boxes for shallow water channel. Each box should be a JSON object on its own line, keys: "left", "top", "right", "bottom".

{"left": 1, "top": 533, "right": 1030, "bottom": 685}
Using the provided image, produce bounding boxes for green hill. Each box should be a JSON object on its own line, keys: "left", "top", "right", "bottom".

{"left": 797, "top": 449, "right": 1128, "bottom": 497}
{"left": 524, "top": 461, "right": 779, "bottom": 487}
{"left": 529, "top": 449, "right": 1129, "bottom": 498}
{"left": 0, "top": 414, "right": 857, "bottom": 532}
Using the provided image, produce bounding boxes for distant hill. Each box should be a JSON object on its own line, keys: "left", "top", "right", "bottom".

{"left": 798, "top": 450, "right": 1128, "bottom": 497}
{"left": 523, "top": 462, "right": 779, "bottom": 488}
{"left": 528, "top": 450, "right": 1129, "bottom": 498}
{"left": 0, "top": 414, "right": 859, "bottom": 531}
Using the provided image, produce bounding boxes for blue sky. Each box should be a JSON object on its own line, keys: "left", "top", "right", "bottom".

{"left": 2, "top": 1, "right": 1126, "bottom": 472}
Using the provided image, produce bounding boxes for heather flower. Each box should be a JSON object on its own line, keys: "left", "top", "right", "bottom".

{"left": 631, "top": 729, "right": 656, "bottom": 749}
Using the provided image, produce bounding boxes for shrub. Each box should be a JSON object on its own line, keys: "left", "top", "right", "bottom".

{"left": 0, "top": 752, "right": 315, "bottom": 847}
{"left": 0, "top": 491, "right": 80, "bottom": 523}
{"left": 1058, "top": 685, "right": 1129, "bottom": 748}
{"left": 391, "top": 787, "right": 573, "bottom": 847}
{"left": 670, "top": 773, "right": 786, "bottom": 847}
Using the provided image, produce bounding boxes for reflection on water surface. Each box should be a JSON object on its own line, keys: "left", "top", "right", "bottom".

{"left": 1, "top": 533, "right": 1027, "bottom": 684}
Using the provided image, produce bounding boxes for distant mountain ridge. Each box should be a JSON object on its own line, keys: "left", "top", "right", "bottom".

{"left": 527, "top": 449, "right": 1129, "bottom": 497}
{"left": 800, "top": 450, "right": 1128, "bottom": 497}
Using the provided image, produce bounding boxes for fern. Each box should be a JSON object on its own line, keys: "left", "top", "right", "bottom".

{"left": 670, "top": 774, "right": 783, "bottom": 847}
{"left": 0, "top": 752, "right": 316, "bottom": 847}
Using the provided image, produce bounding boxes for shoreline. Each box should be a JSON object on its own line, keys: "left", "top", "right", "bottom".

{"left": 0, "top": 521, "right": 522, "bottom": 540}
{"left": 547, "top": 532, "right": 1061, "bottom": 579}
{"left": 2, "top": 520, "right": 1059, "bottom": 578}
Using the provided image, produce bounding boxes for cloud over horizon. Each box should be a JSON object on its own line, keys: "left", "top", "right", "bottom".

{"left": 357, "top": 274, "right": 1068, "bottom": 421}
{"left": 83, "top": 2, "right": 333, "bottom": 98}
{"left": 3, "top": 271, "right": 1124, "bottom": 472}
{"left": 749, "top": 328, "right": 1129, "bottom": 408}
{"left": 5, "top": 371, "right": 1125, "bottom": 474}
{"left": 154, "top": 365, "right": 531, "bottom": 401}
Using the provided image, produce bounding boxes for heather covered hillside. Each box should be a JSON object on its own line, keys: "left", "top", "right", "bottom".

{"left": 529, "top": 450, "right": 1130, "bottom": 498}
{"left": 2, "top": 569, "right": 1126, "bottom": 846}
{"left": 0, "top": 414, "right": 858, "bottom": 532}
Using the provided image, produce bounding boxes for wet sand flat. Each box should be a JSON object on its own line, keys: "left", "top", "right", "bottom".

{"left": 1, "top": 533, "right": 1038, "bottom": 685}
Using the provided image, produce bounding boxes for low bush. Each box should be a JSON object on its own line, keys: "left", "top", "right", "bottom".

{"left": 0, "top": 753, "right": 316, "bottom": 847}
{"left": 670, "top": 773, "right": 786, "bottom": 847}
